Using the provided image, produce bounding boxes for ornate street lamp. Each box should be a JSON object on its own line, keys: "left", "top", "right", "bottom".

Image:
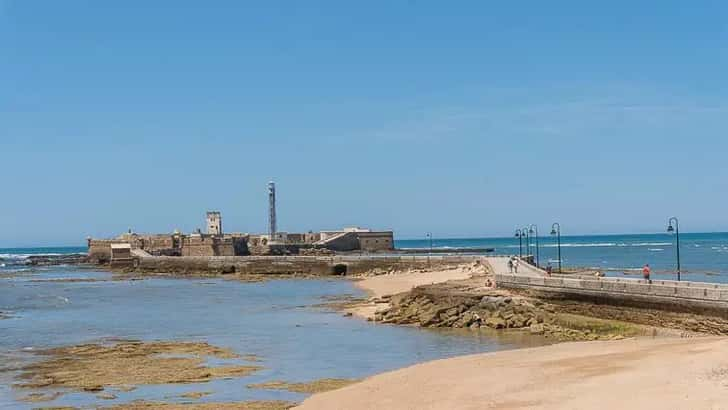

{"left": 529, "top": 224, "right": 540, "bottom": 267}
{"left": 522, "top": 226, "right": 531, "bottom": 262}
{"left": 550, "top": 222, "right": 562, "bottom": 273}
{"left": 425, "top": 232, "right": 432, "bottom": 268}
{"left": 667, "top": 217, "right": 681, "bottom": 281}
{"left": 514, "top": 229, "right": 523, "bottom": 257}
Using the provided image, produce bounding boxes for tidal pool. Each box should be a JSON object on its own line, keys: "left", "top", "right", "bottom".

{"left": 0, "top": 267, "right": 545, "bottom": 409}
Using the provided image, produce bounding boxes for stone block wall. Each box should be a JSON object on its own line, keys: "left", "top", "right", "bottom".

{"left": 495, "top": 273, "right": 728, "bottom": 317}
{"left": 181, "top": 236, "right": 235, "bottom": 257}
{"left": 134, "top": 254, "right": 485, "bottom": 276}
{"left": 357, "top": 231, "right": 395, "bottom": 252}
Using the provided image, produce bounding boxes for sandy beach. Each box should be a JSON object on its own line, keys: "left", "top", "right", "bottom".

{"left": 297, "top": 336, "right": 728, "bottom": 409}
{"left": 356, "top": 267, "right": 476, "bottom": 298}
{"left": 345, "top": 265, "right": 480, "bottom": 319}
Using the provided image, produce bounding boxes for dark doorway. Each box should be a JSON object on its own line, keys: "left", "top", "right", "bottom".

{"left": 332, "top": 264, "right": 348, "bottom": 275}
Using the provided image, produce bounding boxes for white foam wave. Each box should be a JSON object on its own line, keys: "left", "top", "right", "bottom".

{"left": 648, "top": 248, "right": 664, "bottom": 252}
{"left": 541, "top": 243, "right": 617, "bottom": 248}
{"left": 0, "top": 252, "right": 86, "bottom": 262}
{"left": 525, "top": 242, "right": 674, "bottom": 248}
{"left": 0, "top": 253, "right": 64, "bottom": 260}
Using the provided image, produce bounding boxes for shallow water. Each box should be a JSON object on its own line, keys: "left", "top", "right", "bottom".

{"left": 0, "top": 267, "right": 546, "bottom": 409}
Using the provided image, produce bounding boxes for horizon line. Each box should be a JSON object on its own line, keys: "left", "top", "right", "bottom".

{"left": 2, "top": 230, "right": 727, "bottom": 249}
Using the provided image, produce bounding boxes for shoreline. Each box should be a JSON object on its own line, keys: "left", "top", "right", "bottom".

{"left": 296, "top": 336, "right": 728, "bottom": 409}
{"left": 301, "top": 262, "right": 728, "bottom": 409}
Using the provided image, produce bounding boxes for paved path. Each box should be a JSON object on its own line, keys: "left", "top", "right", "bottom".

{"left": 486, "top": 256, "right": 545, "bottom": 278}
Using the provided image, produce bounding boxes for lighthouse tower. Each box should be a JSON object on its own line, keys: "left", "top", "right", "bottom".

{"left": 268, "top": 181, "right": 277, "bottom": 240}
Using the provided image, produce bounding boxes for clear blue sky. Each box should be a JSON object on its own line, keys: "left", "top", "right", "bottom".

{"left": 2, "top": 1, "right": 728, "bottom": 247}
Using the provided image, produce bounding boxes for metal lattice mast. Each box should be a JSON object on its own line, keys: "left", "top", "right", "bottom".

{"left": 268, "top": 181, "right": 277, "bottom": 239}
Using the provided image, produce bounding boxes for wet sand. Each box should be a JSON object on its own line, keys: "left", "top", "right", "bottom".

{"left": 298, "top": 336, "right": 728, "bottom": 409}
{"left": 102, "top": 400, "right": 295, "bottom": 409}
{"left": 248, "top": 378, "right": 359, "bottom": 394}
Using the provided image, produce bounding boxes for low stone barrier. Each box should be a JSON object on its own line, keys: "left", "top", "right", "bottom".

{"left": 134, "top": 254, "right": 485, "bottom": 276}
{"left": 495, "top": 273, "right": 728, "bottom": 317}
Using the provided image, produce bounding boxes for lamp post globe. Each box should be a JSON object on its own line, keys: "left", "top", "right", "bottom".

{"left": 514, "top": 229, "right": 523, "bottom": 257}
{"left": 550, "top": 222, "right": 562, "bottom": 273}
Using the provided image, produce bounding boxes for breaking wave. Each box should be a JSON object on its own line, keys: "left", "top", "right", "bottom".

{"left": 540, "top": 243, "right": 616, "bottom": 248}
{"left": 0, "top": 253, "right": 64, "bottom": 261}
{"left": 506, "top": 242, "right": 674, "bottom": 248}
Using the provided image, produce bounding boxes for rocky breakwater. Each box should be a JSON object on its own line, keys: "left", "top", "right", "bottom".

{"left": 373, "top": 287, "right": 640, "bottom": 341}
{"left": 0, "top": 253, "right": 89, "bottom": 268}
{"left": 26, "top": 253, "right": 89, "bottom": 266}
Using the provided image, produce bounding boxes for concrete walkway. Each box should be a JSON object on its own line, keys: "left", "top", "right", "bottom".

{"left": 486, "top": 256, "right": 545, "bottom": 278}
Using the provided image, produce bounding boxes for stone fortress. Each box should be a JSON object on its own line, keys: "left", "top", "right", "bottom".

{"left": 87, "top": 182, "right": 394, "bottom": 264}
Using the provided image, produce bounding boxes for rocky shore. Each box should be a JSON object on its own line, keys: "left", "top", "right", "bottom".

{"left": 28, "top": 253, "right": 88, "bottom": 265}
{"left": 372, "top": 286, "right": 642, "bottom": 341}
{"left": 15, "top": 341, "right": 261, "bottom": 392}
{"left": 1, "top": 253, "right": 90, "bottom": 267}
{"left": 345, "top": 259, "right": 728, "bottom": 340}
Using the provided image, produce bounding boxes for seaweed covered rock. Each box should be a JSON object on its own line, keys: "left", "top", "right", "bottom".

{"left": 372, "top": 289, "right": 636, "bottom": 341}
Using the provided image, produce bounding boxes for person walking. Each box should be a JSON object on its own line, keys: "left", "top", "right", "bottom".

{"left": 642, "top": 263, "right": 652, "bottom": 284}
{"left": 508, "top": 257, "right": 514, "bottom": 273}
{"left": 513, "top": 257, "right": 519, "bottom": 274}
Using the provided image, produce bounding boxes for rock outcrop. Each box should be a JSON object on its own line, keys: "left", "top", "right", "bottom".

{"left": 373, "top": 290, "right": 634, "bottom": 341}
{"left": 26, "top": 254, "right": 88, "bottom": 266}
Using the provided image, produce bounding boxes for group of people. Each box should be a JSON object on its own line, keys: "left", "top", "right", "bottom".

{"left": 507, "top": 256, "right": 520, "bottom": 273}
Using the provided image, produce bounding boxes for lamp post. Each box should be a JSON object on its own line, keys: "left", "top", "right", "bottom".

{"left": 522, "top": 226, "right": 531, "bottom": 261}
{"left": 550, "top": 222, "right": 561, "bottom": 273}
{"left": 667, "top": 217, "right": 681, "bottom": 281}
{"left": 514, "top": 229, "right": 523, "bottom": 257}
{"left": 425, "top": 232, "right": 432, "bottom": 268}
{"left": 529, "top": 224, "right": 540, "bottom": 267}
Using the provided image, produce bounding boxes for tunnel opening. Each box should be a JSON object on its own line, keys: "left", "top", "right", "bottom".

{"left": 332, "top": 264, "right": 348, "bottom": 275}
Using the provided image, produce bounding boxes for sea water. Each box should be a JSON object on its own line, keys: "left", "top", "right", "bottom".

{"left": 0, "top": 264, "right": 545, "bottom": 409}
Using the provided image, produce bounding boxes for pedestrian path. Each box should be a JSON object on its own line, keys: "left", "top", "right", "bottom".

{"left": 485, "top": 256, "right": 545, "bottom": 278}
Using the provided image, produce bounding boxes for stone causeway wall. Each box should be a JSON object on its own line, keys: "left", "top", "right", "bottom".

{"left": 135, "top": 254, "right": 485, "bottom": 276}
{"left": 495, "top": 273, "right": 728, "bottom": 317}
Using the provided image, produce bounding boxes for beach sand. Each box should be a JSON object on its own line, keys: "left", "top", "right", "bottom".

{"left": 297, "top": 336, "right": 728, "bottom": 409}
{"left": 318, "top": 261, "right": 728, "bottom": 409}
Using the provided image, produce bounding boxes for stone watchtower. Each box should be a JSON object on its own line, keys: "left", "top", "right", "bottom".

{"left": 206, "top": 211, "right": 222, "bottom": 236}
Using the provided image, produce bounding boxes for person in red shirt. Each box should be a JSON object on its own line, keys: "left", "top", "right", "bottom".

{"left": 642, "top": 264, "right": 652, "bottom": 284}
